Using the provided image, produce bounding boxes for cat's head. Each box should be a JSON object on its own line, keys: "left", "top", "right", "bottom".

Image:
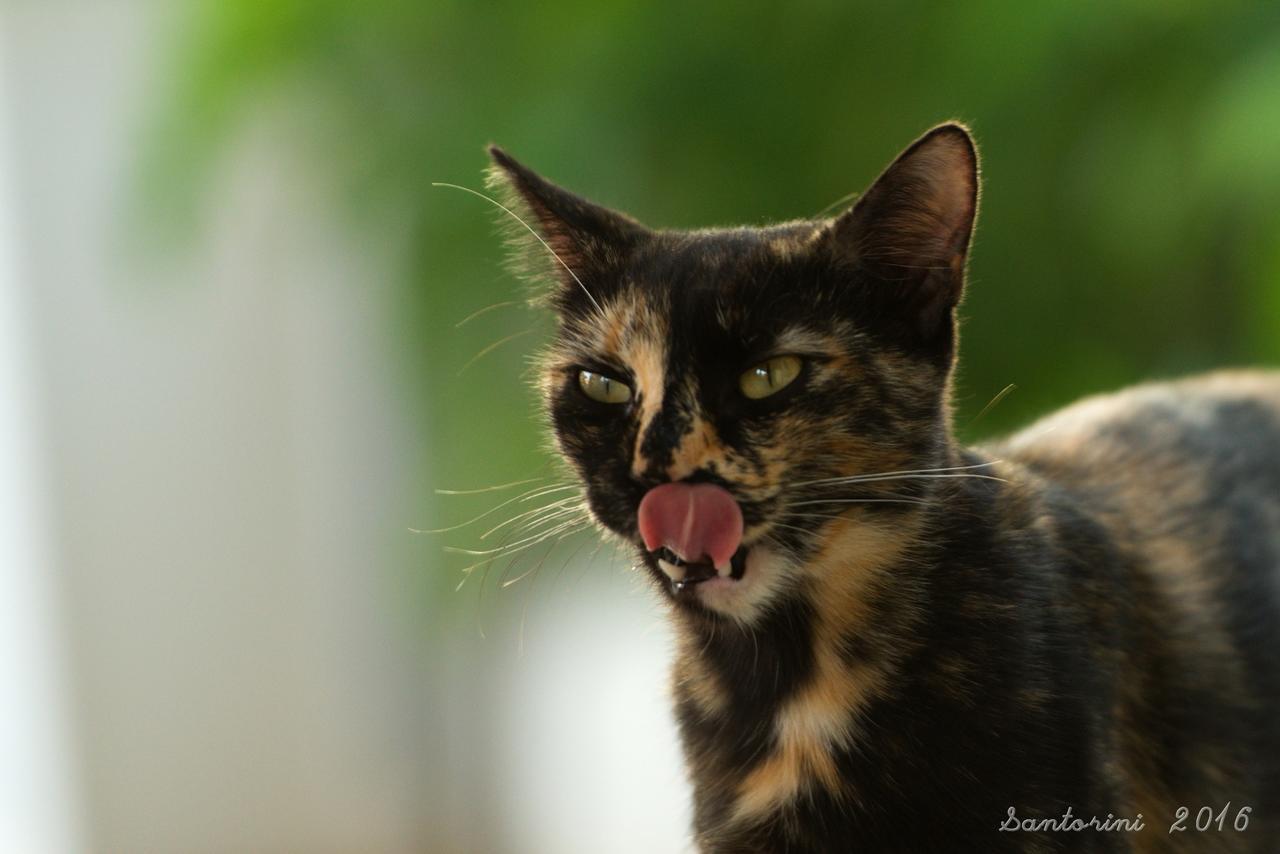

{"left": 487, "top": 125, "right": 978, "bottom": 625}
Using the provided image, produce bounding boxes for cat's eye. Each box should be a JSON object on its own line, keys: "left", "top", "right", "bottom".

{"left": 739, "top": 355, "right": 802, "bottom": 400}
{"left": 578, "top": 369, "right": 632, "bottom": 404}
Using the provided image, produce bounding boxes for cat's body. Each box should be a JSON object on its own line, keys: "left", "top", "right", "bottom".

{"left": 675, "top": 371, "right": 1280, "bottom": 852}
{"left": 483, "top": 125, "right": 1280, "bottom": 852}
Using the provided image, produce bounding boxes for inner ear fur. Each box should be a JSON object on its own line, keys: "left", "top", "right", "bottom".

{"left": 822, "top": 123, "right": 980, "bottom": 343}
{"left": 485, "top": 146, "right": 649, "bottom": 306}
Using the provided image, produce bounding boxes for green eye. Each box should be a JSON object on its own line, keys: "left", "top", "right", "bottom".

{"left": 578, "top": 369, "right": 632, "bottom": 404}
{"left": 739, "top": 355, "right": 802, "bottom": 400}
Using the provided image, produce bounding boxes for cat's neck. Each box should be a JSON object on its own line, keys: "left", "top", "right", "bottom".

{"left": 668, "top": 444, "right": 1005, "bottom": 830}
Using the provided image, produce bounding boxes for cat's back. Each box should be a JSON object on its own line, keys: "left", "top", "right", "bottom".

{"left": 993, "top": 369, "right": 1280, "bottom": 527}
{"left": 990, "top": 370, "right": 1280, "bottom": 589}
{"left": 988, "top": 371, "right": 1280, "bottom": 841}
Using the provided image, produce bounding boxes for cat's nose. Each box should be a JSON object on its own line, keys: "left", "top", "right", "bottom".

{"left": 632, "top": 412, "right": 723, "bottom": 483}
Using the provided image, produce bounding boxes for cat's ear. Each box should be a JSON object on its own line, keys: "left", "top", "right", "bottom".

{"left": 486, "top": 146, "right": 649, "bottom": 307}
{"left": 821, "top": 123, "right": 979, "bottom": 345}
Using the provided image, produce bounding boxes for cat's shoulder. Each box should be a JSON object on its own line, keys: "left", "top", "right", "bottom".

{"left": 978, "top": 369, "right": 1280, "bottom": 545}
{"left": 991, "top": 369, "right": 1280, "bottom": 465}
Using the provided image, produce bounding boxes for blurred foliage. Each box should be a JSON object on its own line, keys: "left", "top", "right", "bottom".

{"left": 151, "top": 0, "right": 1280, "bottom": 601}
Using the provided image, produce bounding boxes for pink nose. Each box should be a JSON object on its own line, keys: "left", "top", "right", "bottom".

{"left": 637, "top": 482, "right": 744, "bottom": 568}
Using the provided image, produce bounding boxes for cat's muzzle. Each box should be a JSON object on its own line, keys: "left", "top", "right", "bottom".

{"left": 655, "top": 544, "right": 748, "bottom": 594}
{"left": 637, "top": 481, "right": 746, "bottom": 596}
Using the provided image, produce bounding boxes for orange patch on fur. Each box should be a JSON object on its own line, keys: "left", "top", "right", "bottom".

{"left": 730, "top": 516, "right": 913, "bottom": 823}
{"left": 667, "top": 416, "right": 722, "bottom": 481}
{"left": 627, "top": 335, "right": 666, "bottom": 467}
{"left": 733, "top": 733, "right": 842, "bottom": 821}
{"left": 674, "top": 638, "right": 729, "bottom": 718}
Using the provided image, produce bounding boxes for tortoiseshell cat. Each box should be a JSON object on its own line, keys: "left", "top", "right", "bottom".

{"left": 482, "top": 124, "right": 1280, "bottom": 852}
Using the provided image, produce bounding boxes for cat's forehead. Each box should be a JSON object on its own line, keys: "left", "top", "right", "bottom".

{"left": 620, "top": 225, "right": 826, "bottom": 318}
{"left": 559, "top": 283, "right": 845, "bottom": 367}
{"left": 638, "top": 223, "right": 819, "bottom": 283}
{"left": 553, "top": 222, "right": 844, "bottom": 364}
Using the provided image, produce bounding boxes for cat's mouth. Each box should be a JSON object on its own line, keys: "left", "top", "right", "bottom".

{"left": 636, "top": 480, "right": 749, "bottom": 598}
{"left": 654, "top": 544, "right": 749, "bottom": 595}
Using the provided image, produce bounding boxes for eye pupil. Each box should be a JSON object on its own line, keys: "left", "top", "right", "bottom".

{"left": 739, "top": 355, "right": 802, "bottom": 400}
{"left": 578, "top": 369, "right": 632, "bottom": 404}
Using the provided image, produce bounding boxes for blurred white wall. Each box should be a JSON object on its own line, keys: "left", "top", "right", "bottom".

{"left": 1, "top": 3, "right": 434, "bottom": 851}
{"left": 0, "top": 3, "right": 691, "bottom": 852}
{"left": 0, "top": 22, "right": 84, "bottom": 853}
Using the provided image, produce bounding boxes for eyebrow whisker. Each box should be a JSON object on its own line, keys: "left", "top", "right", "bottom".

{"left": 432, "top": 181, "right": 604, "bottom": 314}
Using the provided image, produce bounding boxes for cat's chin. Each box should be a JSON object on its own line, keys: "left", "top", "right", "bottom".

{"left": 670, "top": 543, "right": 792, "bottom": 624}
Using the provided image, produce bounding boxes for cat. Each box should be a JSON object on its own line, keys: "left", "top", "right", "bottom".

{"left": 481, "top": 124, "right": 1280, "bottom": 852}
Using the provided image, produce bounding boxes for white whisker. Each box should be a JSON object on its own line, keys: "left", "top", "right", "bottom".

{"left": 788, "top": 497, "right": 929, "bottom": 508}
{"left": 503, "top": 534, "right": 572, "bottom": 590}
{"left": 445, "top": 516, "right": 589, "bottom": 557}
{"left": 479, "top": 495, "right": 583, "bottom": 540}
{"left": 456, "top": 300, "right": 521, "bottom": 328}
{"left": 434, "top": 477, "right": 545, "bottom": 496}
{"left": 800, "top": 472, "right": 1007, "bottom": 490}
{"left": 457, "top": 328, "right": 537, "bottom": 375}
{"left": 789, "top": 460, "right": 1004, "bottom": 490}
{"left": 502, "top": 504, "right": 589, "bottom": 540}
{"left": 969, "top": 383, "right": 1018, "bottom": 427}
{"left": 432, "top": 182, "right": 604, "bottom": 314}
{"left": 779, "top": 512, "right": 853, "bottom": 522}
{"left": 420, "top": 483, "right": 578, "bottom": 534}
{"left": 767, "top": 522, "right": 826, "bottom": 537}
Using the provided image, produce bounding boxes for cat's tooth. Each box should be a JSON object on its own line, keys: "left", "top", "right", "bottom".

{"left": 657, "top": 558, "right": 685, "bottom": 582}
{"left": 715, "top": 560, "right": 731, "bottom": 577}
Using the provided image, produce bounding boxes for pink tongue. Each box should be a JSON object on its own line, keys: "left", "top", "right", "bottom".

{"left": 637, "top": 483, "right": 744, "bottom": 568}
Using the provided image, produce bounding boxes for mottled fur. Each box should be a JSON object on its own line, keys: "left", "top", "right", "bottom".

{"left": 484, "top": 126, "right": 1280, "bottom": 852}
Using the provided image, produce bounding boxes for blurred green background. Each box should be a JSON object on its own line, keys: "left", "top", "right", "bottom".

{"left": 155, "top": 0, "right": 1280, "bottom": 600}
{"left": 6, "top": 3, "right": 1277, "bottom": 853}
